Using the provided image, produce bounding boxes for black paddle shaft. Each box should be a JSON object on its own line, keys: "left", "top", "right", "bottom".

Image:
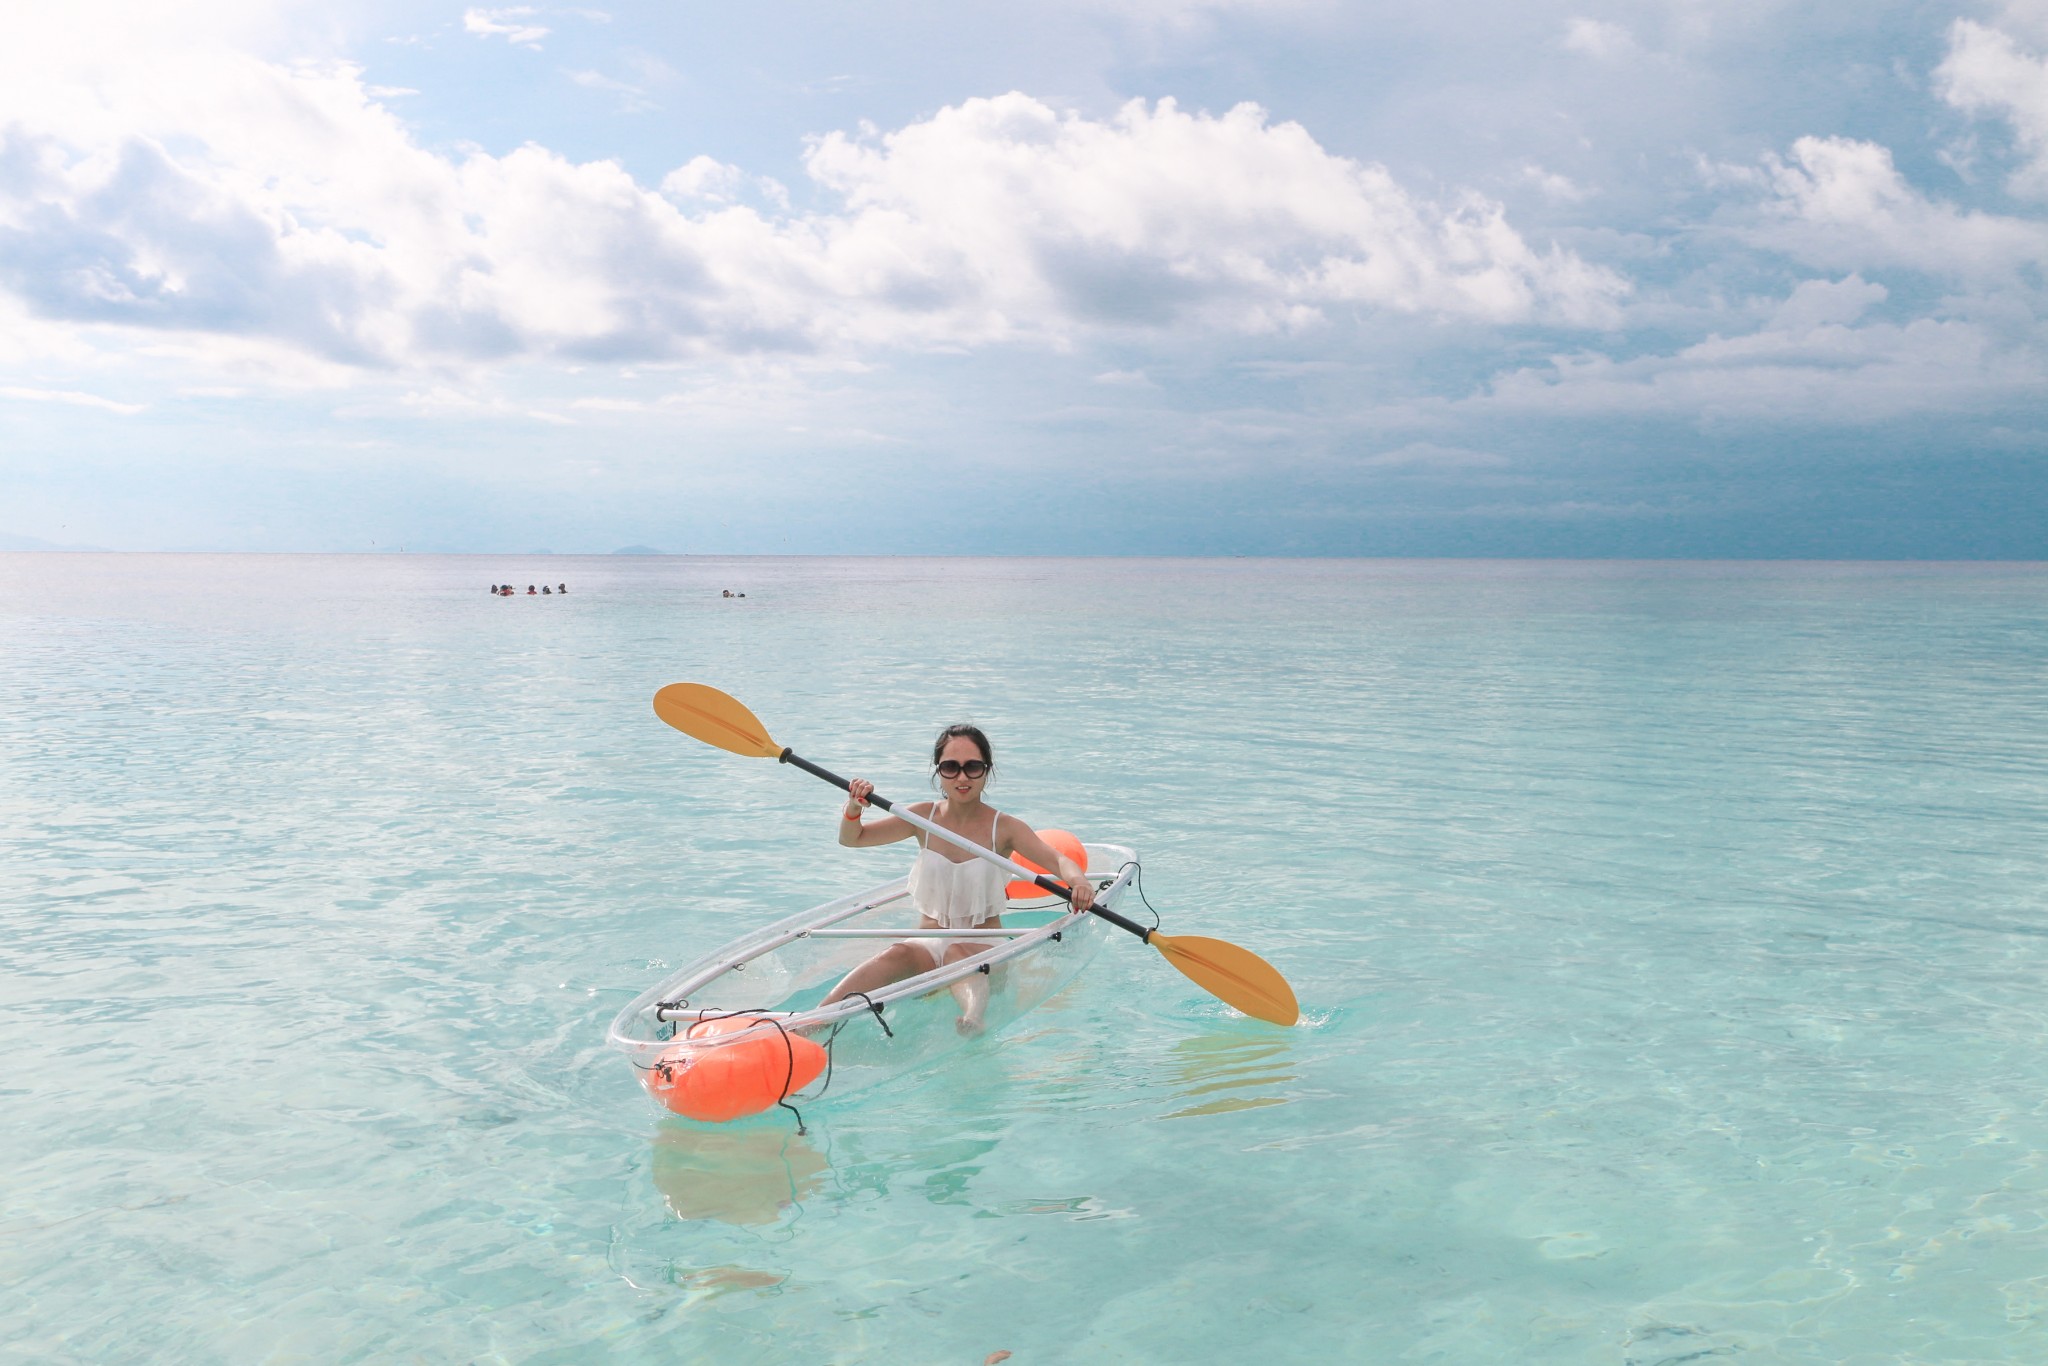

{"left": 778, "top": 747, "right": 1154, "bottom": 942}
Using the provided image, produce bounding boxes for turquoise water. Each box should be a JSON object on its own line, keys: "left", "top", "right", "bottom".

{"left": 5, "top": 554, "right": 2048, "bottom": 1363}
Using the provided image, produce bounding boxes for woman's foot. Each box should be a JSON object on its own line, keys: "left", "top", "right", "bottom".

{"left": 949, "top": 971, "right": 989, "bottom": 1037}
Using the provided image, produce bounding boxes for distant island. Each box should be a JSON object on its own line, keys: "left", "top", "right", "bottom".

{"left": 611, "top": 545, "right": 663, "bottom": 555}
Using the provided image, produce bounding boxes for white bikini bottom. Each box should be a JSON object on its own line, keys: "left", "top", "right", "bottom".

{"left": 896, "top": 917, "right": 1002, "bottom": 969}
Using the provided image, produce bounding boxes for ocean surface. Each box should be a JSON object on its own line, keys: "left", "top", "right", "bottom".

{"left": 5, "top": 553, "right": 2048, "bottom": 1364}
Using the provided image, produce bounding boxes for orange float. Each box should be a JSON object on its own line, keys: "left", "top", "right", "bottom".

{"left": 1006, "top": 828, "right": 1088, "bottom": 900}
{"left": 643, "top": 1015, "right": 827, "bottom": 1122}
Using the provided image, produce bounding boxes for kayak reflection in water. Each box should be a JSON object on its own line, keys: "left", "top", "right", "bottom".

{"left": 650, "top": 1122, "right": 827, "bottom": 1225}
{"left": 825, "top": 724, "right": 1094, "bottom": 1035}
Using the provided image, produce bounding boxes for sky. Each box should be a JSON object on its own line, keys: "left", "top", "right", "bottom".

{"left": 3, "top": 0, "right": 2048, "bottom": 556}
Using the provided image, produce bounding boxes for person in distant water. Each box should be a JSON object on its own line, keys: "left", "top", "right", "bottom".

{"left": 489, "top": 584, "right": 498, "bottom": 593}
{"left": 527, "top": 585, "right": 537, "bottom": 595}
{"left": 823, "top": 724, "right": 1093, "bottom": 1035}
{"left": 542, "top": 586, "right": 551, "bottom": 594}
{"left": 557, "top": 584, "right": 567, "bottom": 594}
{"left": 501, "top": 586, "right": 514, "bottom": 596}
{"left": 722, "top": 589, "right": 733, "bottom": 598}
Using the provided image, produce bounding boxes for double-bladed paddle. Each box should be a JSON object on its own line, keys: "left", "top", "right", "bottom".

{"left": 653, "top": 682, "right": 1300, "bottom": 1027}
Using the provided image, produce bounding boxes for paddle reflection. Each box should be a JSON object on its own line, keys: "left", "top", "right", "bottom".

{"left": 650, "top": 1119, "right": 828, "bottom": 1226}
{"left": 1160, "top": 1031, "right": 1299, "bottom": 1119}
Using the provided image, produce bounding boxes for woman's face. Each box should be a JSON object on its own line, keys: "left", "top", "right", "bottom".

{"left": 935, "top": 736, "right": 991, "bottom": 802}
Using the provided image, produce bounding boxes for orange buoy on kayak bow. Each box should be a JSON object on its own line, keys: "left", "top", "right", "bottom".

{"left": 1006, "top": 829, "right": 1087, "bottom": 900}
{"left": 643, "top": 1015, "right": 827, "bottom": 1123}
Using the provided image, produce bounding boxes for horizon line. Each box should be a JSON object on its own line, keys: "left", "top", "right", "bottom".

{"left": 3, "top": 548, "right": 2046, "bottom": 566}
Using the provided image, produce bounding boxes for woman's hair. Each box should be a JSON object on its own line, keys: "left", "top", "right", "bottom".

{"left": 931, "top": 723, "right": 993, "bottom": 769}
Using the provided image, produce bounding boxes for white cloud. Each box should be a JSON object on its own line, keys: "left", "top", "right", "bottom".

{"left": 659, "top": 155, "right": 747, "bottom": 203}
{"left": 1076, "top": 0, "right": 1331, "bottom": 43}
{"left": 1480, "top": 306, "right": 2039, "bottom": 424}
{"left": 1688, "top": 126, "right": 2048, "bottom": 424}
{"left": 621, "top": 52, "right": 678, "bottom": 86}
{"left": 1764, "top": 274, "right": 1886, "bottom": 331}
{"left": 0, "top": 385, "right": 147, "bottom": 414}
{"left": 1979, "top": 2, "right": 2048, "bottom": 49}
{"left": 805, "top": 94, "right": 1627, "bottom": 334}
{"left": 1519, "top": 164, "right": 1588, "bottom": 204}
{"left": 1938, "top": 19, "right": 2048, "bottom": 197}
{"left": 388, "top": 385, "right": 572, "bottom": 425}
{"left": 464, "top": 7, "right": 549, "bottom": 48}
{"left": 1743, "top": 135, "right": 2048, "bottom": 278}
{"left": 0, "top": 70, "right": 1626, "bottom": 378}
{"left": 566, "top": 68, "right": 654, "bottom": 113}
{"left": 1479, "top": 115, "right": 2048, "bottom": 427}
{"left": 1562, "top": 17, "right": 1638, "bottom": 61}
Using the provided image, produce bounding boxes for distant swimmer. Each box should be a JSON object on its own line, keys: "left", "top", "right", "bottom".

{"left": 557, "top": 583, "right": 567, "bottom": 594}
{"left": 722, "top": 589, "right": 733, "bottom": 598}
{"left": 527, "top": 585, "right": 537, "bottom": 595}
{"left": 542, "top": 586, "right": 551, "bottom": 594}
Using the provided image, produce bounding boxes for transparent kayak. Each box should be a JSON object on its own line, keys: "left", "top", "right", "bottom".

{"left": 609, "top": 842, "right": 1139, "bottom": 1119}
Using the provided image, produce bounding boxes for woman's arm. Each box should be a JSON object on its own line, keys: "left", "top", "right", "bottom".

{"left": 1003, "top": 818, "right": 1095, "bottom": 911}
{"left": 837, "top": 779, "right": 920, "bottom": 848}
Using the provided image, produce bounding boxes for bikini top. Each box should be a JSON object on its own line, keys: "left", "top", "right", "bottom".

{"left": 907, "top": 803, "right": 1008, "bottom": 929}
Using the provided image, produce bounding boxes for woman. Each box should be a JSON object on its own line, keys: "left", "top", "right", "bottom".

{"left": 823, "top": 724, "right": 1094, "bottom": 1034}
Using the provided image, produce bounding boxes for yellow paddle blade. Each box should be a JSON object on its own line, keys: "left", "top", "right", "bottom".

{"left": 654, "top": 683, "right": 784, "bottom": 759}
{"left": 1151, "top": 933, "right": 1300, "bottom": 1026}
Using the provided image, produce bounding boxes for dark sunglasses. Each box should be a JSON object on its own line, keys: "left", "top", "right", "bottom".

{"left": 935, "top": 759, "right": 990, "bottom": 779}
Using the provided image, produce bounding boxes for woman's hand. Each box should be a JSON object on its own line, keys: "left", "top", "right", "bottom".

{"left": 838, "top": 778, "right": 873, "bottom": 843}
{"left": 1066, "top": 873, "right": 1096, "bottom": 913}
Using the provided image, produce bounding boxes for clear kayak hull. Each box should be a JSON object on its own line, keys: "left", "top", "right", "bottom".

{"left": 608, "top": 843, "right": 1138, "bottom": 1118}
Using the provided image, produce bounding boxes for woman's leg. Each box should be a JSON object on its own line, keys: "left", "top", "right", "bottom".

{"left": 942, "top": 942, "right": 991, "bottom": 1035}
{"left": 822, "top": 942, "right": 938, "bottom": 1006}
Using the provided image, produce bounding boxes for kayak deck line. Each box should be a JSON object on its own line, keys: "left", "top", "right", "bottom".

{"left": 799, "top": 927, "right": 1039, "bottom": 939}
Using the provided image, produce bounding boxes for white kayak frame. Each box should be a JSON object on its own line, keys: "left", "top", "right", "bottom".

{"left": 607, "top": 842, "right": 1139, "bottom": 1059}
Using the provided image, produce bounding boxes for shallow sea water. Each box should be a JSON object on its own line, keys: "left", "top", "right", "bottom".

{"left": 5, "top": 553, "right": 2048, "bottom": 1364}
